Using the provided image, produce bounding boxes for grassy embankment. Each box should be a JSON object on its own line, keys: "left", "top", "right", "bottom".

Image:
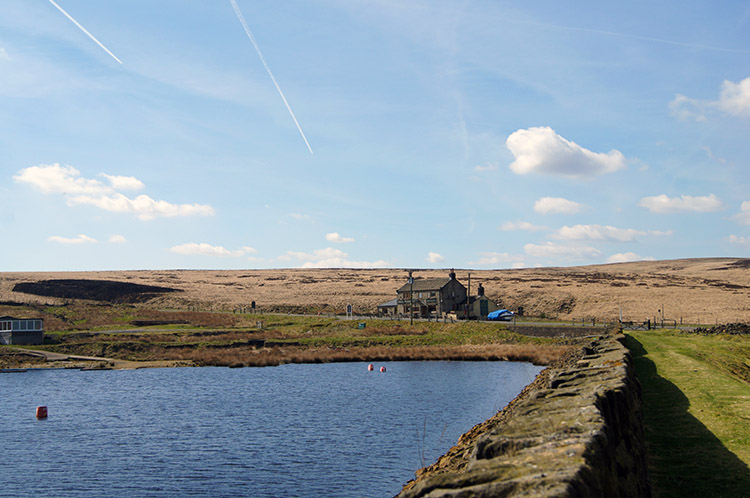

{"left": 625, "top": 330, "right": 750, "bottom": 498}
{"left": 1, "top": 303, "right": 582, "bottom": 368}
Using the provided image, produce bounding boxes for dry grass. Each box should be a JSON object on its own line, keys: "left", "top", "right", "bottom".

{"left": 2, "top": 258, "right": 749, "bottom": 323}
{"left": 28, "top": 317, "right": 577, "bottom": 368}
{"left": 0, "top": 350, "right": 46, "bottom": 368}
{"left": 167, "top": 343, "right": 572, "bottom": 368}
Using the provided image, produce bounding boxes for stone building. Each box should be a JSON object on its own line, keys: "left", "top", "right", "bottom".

{"left": 396, "top": 270, "right": 467, "bottom": 319}
{"left": 466, "top": 283, "right": 502, "bottom": 320}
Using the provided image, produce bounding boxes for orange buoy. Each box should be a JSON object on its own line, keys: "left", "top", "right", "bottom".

{"left": 380, "top": 366, "right": 386, "bottom": 373}
{"left": 368, "top": 364, "right": 374, "bottom": 371}
{"left": 36, "top": 406, "right": 48, "bottom": 419}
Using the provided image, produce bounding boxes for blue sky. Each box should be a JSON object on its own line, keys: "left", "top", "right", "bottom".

{"left": 2, "top": 0, "right": 749, "bottom": 271}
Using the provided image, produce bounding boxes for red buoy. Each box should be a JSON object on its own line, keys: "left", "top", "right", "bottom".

{"left": 367, "top": 364, "right": 374, "bottom": 371}
{"left": 36, "top": 406, "right": 48, "bottom": 419}
{"left": 380, "top": 366, "right": 386, "bottom": 373}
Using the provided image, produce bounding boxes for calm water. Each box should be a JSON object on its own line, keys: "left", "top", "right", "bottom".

{"left": 0, "top": 361, "right": 542, "bottom": 498}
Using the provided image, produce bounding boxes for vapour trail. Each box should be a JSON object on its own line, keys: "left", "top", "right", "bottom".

{"left": 48, "top": 0, "right": 123, "bottom": 64}
{"left": 504, "top": 17, "right": 750, "bottom": 55}
{"left": 229, "top": 0, "right": 313, "bottom": 155}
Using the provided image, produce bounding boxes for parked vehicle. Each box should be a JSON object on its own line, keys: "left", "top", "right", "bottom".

{"left": 487, "top": 309, "right": 514, "bottom": 321}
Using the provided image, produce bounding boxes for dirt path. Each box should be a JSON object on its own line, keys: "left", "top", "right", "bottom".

{"left": 1, "top": 347, "right": 192, "bottom": 370}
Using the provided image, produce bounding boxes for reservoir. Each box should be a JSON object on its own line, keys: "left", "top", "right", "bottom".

{"left": 0, "top": 361, "right": 542, "bottom": 497}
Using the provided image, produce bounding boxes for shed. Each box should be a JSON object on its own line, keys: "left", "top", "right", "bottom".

{"left": 377, "top": 298, "right": 398, "bottom": 317}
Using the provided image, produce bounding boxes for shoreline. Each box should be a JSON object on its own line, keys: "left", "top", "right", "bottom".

{"left": 1, "top": 342, "right": 574, "bottom": 371}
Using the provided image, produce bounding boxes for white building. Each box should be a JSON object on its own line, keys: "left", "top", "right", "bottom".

{"left": 0, "top": 316, "right": 44, "bottom": 345}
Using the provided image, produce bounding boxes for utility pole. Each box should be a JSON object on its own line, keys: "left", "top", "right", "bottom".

{"left": 466, "top": 272, "right": 471, "bottom": 320}
{"left": 408, "top": 270, "right": 414, "bottom": 326}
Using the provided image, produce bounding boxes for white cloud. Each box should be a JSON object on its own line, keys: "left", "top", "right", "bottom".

{"left": 0, "top": 48, "right": 8, "bottom": 60}
{"left": 669, "top": 94, "right": 707, "bottom": 122}
{"left": 426, "top": 252, "right": 444, "bottom": 263}
{"left": 552, "top": 224, "right": 672, "bottom": 242}
{"left": 524, "top": 242, "right": 602, "bottom": 260}
{"left": 671, "top": 77, "right": 750, "bottom": 120}
{"left": 108, "top": 234, "right": 127, "bottom": 244}
{"left": 506, "top": 127, "right": 625, "bottom": 177}
{"left": 68, "top": 193, "right": 214, "bottom": 220}
{"left": 170, "top": 242, "right": 257, "bottom": 257}
{"left": 473, "top": 162, "right": 498, "bottom": 172}
{"left": 606, "top": 252, "right": 656, "bottom": 264}
{"left": 14, "top": 163, "right": 214, "bottom": 221}
{"left": 48, "top": 234, "right": 97, "bottom": 244}
{"left": 100, "top": 173, "right": 145, "bottom": 191}
{"left": 728, "top": 235, "right": 750, "bottom": 246}
{"left": 717, "top": 77, "right": 750, "bottom": 117}
{"left": 638, "top": 194, "right": 725, "bottom": 214}
{"left": 533, "top": 197, "right": 585, "bottom": 215}
{"left": 733, "top": 202, "right": 750, "bottom": 226}
{"left": 326, "top": 232, "right": 355, "bottom": 243}
{"left": 702, "top": 146, "right": 727, "bottom": 165}
{"left": 288, "top": 213, "right": 311, "bottom": 220}
{"left": 500, "top": 221, "right": 547, "bottom": 231}
{"left": 283, "top": 247, "right": 388, "bottom": 268}
{"left": 14, "top": 164, "right": 107, "bottom": 195}
{"left": 470, "top": 252, "right": 525, "bottom": 266}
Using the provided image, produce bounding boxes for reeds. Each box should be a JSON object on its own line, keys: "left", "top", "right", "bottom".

{"left": 169, "top": 343, "right": 572, "bottom": 368}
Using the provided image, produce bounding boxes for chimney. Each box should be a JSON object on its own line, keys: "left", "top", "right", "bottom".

{"left": 449, "top": 269, "right": 456, "bottom": 280}
{"left": 478, "top": 283, "right": 485, "bottom": 297}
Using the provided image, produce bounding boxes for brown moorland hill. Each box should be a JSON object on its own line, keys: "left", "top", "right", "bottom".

{"left": 1, "top": 257, "right": 749, "bottom": 324}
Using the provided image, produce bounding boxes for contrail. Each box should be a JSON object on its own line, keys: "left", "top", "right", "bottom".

{"left": 504, "top": 17, "right": 750, "bottom": 55}
{"left": 229, "top": 0, "right": 313, "bottom": 155}
{"left": 48, "top": 0, "right": 122, "bottom": 64}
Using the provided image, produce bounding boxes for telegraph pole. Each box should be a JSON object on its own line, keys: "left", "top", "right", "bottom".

{"left": 408, "top": 270, "right": 414, "bottom": 325}
{"left": 466, "top": 272, "right": 471, "bottom": 319}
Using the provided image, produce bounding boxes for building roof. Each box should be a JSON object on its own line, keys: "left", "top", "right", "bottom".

{"left": 377, "top": 298, "right": 398, "bottom": 308}
{"left": 397, "top": 278, "right": 453, "bottom": 293}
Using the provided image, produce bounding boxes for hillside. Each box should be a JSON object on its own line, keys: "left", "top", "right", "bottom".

{"left": 1, "top": 258, "right": 749, "bottom": 324}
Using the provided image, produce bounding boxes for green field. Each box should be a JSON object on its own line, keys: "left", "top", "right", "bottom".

{"left": 2, "top": 304, "right": 583, "bottom": 368}
{"left": 626, "top": 331, "right": 750, "bottom": 498}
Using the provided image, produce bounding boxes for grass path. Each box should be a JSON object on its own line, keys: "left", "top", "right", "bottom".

{"left": 626, "top": 331, "right": 750, "bottom": 497}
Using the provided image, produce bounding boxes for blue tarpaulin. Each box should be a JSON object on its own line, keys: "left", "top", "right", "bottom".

{"left": 487, "top": 309, "right": 514, "bottom": 321}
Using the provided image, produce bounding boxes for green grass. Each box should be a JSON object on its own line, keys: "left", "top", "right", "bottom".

{"left": 625, "top": 331, "right": 750, "bottom": 498}
{"left": 256, "top": 316, "right": 567, "bottom": 347}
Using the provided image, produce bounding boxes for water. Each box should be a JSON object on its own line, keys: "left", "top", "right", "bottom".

{"left": 0, "top": 361, "right": 542, "bottom": 498}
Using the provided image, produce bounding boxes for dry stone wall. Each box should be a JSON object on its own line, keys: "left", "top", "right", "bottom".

{"left": 396, "top": 334, "right": 650, "bottom": 498}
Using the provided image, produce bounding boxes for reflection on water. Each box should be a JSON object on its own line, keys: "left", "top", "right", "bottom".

{"left": 0, "top": 361, "right": 542, "bottom": 498}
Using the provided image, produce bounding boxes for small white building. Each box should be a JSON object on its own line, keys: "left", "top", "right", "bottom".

{"left": 0, "top": 316, "right": 44, "bottom": 345}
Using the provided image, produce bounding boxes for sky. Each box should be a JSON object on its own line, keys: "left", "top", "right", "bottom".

{"left": 2, "top": 0, "right": 749, "bottom": 271}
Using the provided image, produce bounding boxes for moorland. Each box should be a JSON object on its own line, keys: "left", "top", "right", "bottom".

{"left": 1, "top": 257, "right": 748, "bottom": 370}
{"left": 2, "top": 257, "right": 749, "bottom": 323}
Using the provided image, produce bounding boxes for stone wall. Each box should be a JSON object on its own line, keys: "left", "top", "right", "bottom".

{"left": 396, "top": 334, "right": 650, "bottom": 498}
{"left": 0, "top": 330, "right": 44, "bottom": 345}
